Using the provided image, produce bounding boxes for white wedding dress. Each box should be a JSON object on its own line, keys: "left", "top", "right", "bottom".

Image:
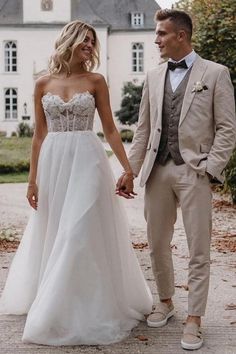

{"left": 0, "top": 91, "right": 152, "bottom": 346}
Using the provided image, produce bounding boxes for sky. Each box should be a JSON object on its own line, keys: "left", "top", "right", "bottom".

{"left": 155, "top": 0, "right": 176, "bottom": 9}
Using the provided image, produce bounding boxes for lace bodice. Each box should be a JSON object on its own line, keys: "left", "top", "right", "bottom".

{"left": 41, "top": 91, "right": 95, "bottom": 132}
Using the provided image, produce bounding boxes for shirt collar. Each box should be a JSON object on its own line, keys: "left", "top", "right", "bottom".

{"left": 169, "top": 50, "right": 196, "bottom": 68}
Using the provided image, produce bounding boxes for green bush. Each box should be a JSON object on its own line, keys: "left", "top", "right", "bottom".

{"left": 115, "top": 81, "right": 144, "bottom": 125}
{"left": 17, "top": 122, "right": 34, "bottom": 137}
{"left": 225, "top": 148, "right": 236, "bottom": 204}
{"left": 120, "top": 129, "right": 134, "bottom": 143}
{"left": 0, "top": 131, "right": 7, "bottom": 137}
{"left": 0, "top": 160, "right": 29, "bottom": 174}
{"left": 0, "top": 137, "right": 31, "bottom": 177}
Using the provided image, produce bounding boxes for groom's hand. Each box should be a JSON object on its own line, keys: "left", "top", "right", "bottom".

{"left": 116, "top": 174, "right": 137, "bottom": 199}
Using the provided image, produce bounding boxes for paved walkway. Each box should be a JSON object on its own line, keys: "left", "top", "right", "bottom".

{"left": 0, "top": 146, "right": 236, "bottom": 353}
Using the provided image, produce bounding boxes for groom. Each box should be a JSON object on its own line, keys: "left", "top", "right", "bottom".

{"left": 117, "top": 9, "right": 236, "bottom": 350}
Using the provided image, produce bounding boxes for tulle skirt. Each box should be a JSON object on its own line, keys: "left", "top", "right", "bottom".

{"left": 0, "top": 131, "right": 152, "bottom": 345}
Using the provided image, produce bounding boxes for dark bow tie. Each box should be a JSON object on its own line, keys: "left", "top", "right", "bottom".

{"left": 168, "top": 60, "right": 188, "bottom": 71}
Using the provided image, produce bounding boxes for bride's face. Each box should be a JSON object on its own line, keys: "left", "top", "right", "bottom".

{"left": 73, "top": 30, "right": 95, "bottom": 64}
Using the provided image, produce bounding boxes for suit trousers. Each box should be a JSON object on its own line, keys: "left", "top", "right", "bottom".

{"left": 144, "top": 159, "right": 212, "bottom": 316}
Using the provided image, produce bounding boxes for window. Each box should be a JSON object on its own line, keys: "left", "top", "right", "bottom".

{"left": 4, "top": 41, "right": 17, "bottom": 72}
{"left": 5, "top": 88, "right": 18, "bottom": 120}
{"left": 131, "top": 13, "right": 144, "bottom": 27}
{"left": 132, "top": 43, "right": 144, "bottom": 73}
{"left": 41, "top": 0, "right": 53, "bottom": 11}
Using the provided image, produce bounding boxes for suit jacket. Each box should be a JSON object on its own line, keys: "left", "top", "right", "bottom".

{"left": 129, "top": 54, "right": 236, "bottom": 187}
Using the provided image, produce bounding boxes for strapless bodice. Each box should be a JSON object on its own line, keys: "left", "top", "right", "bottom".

{"left": 41, "top": 91, "right": 95, "bottom": 132}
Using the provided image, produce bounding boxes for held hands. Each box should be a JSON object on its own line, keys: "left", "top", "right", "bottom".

{"left": 26, "top": 183, "right": 38, "bottom": 210}
{"left": 116, "top": 171, "right": 137, "bottom": 199}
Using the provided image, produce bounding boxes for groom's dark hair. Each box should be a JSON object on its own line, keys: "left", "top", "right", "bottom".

{"left": 155, "top": 9, "right": 193, "bottom": 41}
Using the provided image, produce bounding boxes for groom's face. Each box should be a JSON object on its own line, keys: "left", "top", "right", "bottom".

{"left": 155, "top": 19, "right": 183, "bottom": 61}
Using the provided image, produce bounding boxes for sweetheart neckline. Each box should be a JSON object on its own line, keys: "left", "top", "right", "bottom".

{"left": 42, "top": 91, "right": 95, "bottom": 104}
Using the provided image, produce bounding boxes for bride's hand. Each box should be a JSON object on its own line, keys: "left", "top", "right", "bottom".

{"left": 26, "top": 183, "right": 38, "bottom": 210}
{"left": 116, "top": 173, "right": 137, "bottom": 199}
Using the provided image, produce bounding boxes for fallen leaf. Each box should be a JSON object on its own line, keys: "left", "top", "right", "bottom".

{"left": 0, "top": 239, "right": 20, "bottom": 252}
{"left": 135, "top": 335, "right": 149, "bottom": 341}
{"left": 225, "top": 304, "right": 236, "bottom": 310}
{"left": 132, "top": 242, "right": 148, "bottom": 250}
{"left": 175, "top": 284, "right": 189, "bottom": 291}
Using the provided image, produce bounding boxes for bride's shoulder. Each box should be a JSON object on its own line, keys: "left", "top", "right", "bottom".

{"left": 89, "top": 72, "right": 105, "bottom": 83}
{"left": 35, "top": 74, "right": 52, "bottom": 90}
{"left": 34, "top": 74, "right": 53, "bottom": 98}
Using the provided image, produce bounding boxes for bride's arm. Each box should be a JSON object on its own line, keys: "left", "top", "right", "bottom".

{"left": 27, "top": 78, "right": 48, "bottom": 209}
{"left": 94, "top": 74, "right": 136, "bottom": 198}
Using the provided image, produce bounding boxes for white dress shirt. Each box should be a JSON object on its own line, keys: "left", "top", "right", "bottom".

{"left": 168, "top": 50, "right": 197, "bottom": 92}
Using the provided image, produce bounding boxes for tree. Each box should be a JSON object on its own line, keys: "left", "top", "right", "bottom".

{"left": 115, "top": 81, "right": 144, "bottom": 125}
{"left": 175, "top": 0, "right": 236, "bottom": 96}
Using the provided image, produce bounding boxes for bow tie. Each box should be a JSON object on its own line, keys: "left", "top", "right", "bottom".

{"left": 168, "top": 60, "right": 188, "bottom": 71}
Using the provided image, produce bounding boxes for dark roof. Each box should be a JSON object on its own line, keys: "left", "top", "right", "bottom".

{"left": 0, "top": 0, "right": 23, "bottom": 24}
{"left": 71, "top": 0, "right": 108, "bottom": 27}
{"left": 0, "top": 0, "right": 160, "bottom": 30}
{"left": 72, "top": 0, "right": 160, "bottom": 30}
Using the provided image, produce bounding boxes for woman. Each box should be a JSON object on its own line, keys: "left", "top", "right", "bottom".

{"left": 0, "top": 21, "right": 152, "bottom": 345}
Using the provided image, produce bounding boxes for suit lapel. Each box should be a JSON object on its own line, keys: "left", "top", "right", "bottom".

{"left": 155, "top": 63, "right": 168, "bottom": 127}
{"left": 179, "top": 55, "right": 208, "bottom": 126}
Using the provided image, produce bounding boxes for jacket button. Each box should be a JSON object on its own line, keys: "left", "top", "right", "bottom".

{"left": 157, "top": 128, "right": 161, "bottom": 132}
{"left": 153, "top": 149, "right": 157, "bottom": 153}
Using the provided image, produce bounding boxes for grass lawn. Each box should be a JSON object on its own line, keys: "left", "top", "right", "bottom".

{"left": 0, "top": 137, "right": 113, "bottom": 183}
{"left": 0, "top": 172, "right": 29, "bottom": 183}
{"left": 0, "top": 137, "right": 32, "bottom": 164}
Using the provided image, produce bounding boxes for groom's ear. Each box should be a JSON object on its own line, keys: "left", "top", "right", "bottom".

{"left": 177, "top": 29, "right": 187, "bottom": 42}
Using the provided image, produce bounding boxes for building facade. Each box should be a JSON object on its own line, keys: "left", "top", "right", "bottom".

{"left": 0, "top": 0, "right": 160, "bottom": 136}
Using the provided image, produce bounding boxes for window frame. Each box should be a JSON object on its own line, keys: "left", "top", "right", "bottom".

{"left": 4, "top": 88, "right": 18, "bottom": 120}
{"left": 4, "top": 41, "right": 17, "bottom": 73}
{"left": 132, "top": 42, "right": 144, "bottom": 73}
{"left": 131, "top": 13, "right": 144, "bottom": 27}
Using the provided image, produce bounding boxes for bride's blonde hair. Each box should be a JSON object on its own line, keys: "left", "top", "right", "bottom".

{"left": 49, "top": 20, "right": 100, "bottom": 75}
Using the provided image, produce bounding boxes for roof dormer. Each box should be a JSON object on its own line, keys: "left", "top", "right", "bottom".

{"left": 131, "top": 12, "right": 144, "bottom": 28}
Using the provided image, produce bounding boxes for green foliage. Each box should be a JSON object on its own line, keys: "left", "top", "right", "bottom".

{"left": 0, "top": 172, "right": 29, "bottom": 183}
{"left": 120, "top": 129, "right": 134, "bottom": 142}
{"left": 0, "top": 130, "right": 7, "bottom": 137}
{"left": 224, "top": 148, "right": 236, "bottom": 204}
{"left": 176, "top": 0, "right": 236, "bottom": 95}
{"left": 0, "top": 160, "right": 29, "bottom": 174}
{"left": 115, "top": 81, "right": 144, "bottom": 125}
{"left": 0, "top": 137, "right": 31, "bottom": 175}
{"left": 17, "top": 122, "right": 34, "bottom": 137}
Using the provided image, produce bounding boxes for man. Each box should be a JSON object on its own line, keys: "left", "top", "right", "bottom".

{"left": 117, "top": 9, "right": 236, "bottom": 351}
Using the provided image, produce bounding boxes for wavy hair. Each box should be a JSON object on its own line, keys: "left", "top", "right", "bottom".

{"left": 49, "top": 20, "right": 100, "bottom": 75}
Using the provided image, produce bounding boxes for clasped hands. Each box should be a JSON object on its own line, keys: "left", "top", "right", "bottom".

{"left": 116, "top": 171, "right": 137, "bottom": 199}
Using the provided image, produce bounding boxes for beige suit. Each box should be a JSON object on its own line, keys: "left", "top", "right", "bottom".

{"left": 129, "top": 55, "right": 236, "bottom": 315}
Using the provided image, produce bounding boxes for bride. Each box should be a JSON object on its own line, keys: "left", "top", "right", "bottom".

{"left": 0, "top": 20, "right": 152, "bottom": 346}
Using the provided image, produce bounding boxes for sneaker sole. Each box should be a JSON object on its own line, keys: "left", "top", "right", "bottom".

{"left": 147, "top": 309, "right": 175, "bottom": 328}
{"left": 181, "top": 338, "right": 203, "bottom": 350}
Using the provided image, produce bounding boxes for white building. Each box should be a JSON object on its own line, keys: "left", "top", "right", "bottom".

{"left": 0, "top": 0, "right": 160, "bottom": 136}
